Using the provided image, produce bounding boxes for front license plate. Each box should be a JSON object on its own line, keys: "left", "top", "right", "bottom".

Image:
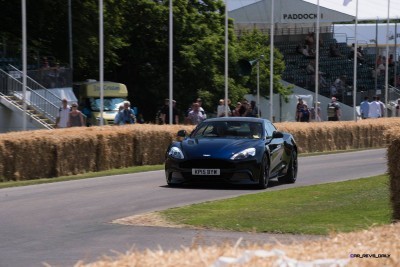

{"left": 192, "top": 169, "right": 220, "bottom": 175}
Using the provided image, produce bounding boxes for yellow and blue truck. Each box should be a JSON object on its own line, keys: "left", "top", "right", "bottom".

{"left": 73, "top": 80, "right": 133, "bottom": 126}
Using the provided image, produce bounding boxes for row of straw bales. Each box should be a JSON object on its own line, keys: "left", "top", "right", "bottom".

{"left": 1, "top": 118, "right": 400, "bottom": 182}
{"left": 74, "top": 223, "right": 400, "bottom": 267}
{"left": 0, "top": 124, "right": 192, "bottom": 181}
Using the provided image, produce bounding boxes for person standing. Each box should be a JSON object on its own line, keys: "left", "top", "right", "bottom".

{"left": 239, "top": 99, "right": 250, "bottom": 116}
{"left": 360, "top": 96, "right": 370, "bottom": 119}
{"left": 368, "top": 96, "right": 381, "bottom": 119}
{"left": 114, "top": 105, "right": 124, "bottom": 125}
{"left": 232, "top": 102, "right": 242, "bottom": 117}
{"left": 376, "top": 96, "right": 385, "bottom": 117}
{"left": 327, "top": 97, "right": 341, "bottom": 121}
{"left": 396, "top": 99, "right": 400, "bottom": 117}
{"left": 310, "top": 102, "right": 322, "bottom": 122}
{"left": 67, "top": 103, "right": 85, "bottom": 127}
{"left": 217, "top": 99, "right": 231, "bottom": 117}
{"left": 196, "top": 98, "right": 207, "bottom": 119}
{"left": 247, "top": 100, "right": 260, "bottom": 117}
{"left": 161, "top": 99, "right": 180, "bottom": 124}
{"left": 115, "top": 101, "right": 136, "bottom": 125}
{"left": 295, "top": 98, "right": 304, "bottom": 122}
{"left": 299, "top": 103, "right": 311, "bottom": 122}
{"left": 55, "top": 98, "right": 70, "bottom": 128}
{"left": 186, "top": 102, "right": 206, "bottom": 125}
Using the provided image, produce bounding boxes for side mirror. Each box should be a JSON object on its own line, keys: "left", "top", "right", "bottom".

{"left": 272, "top": 131, "right": 284, "bottom": 139}
{"left": 177, "top": 130, "right": 187, "bottom": 137}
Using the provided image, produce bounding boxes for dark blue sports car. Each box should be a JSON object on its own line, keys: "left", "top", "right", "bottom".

{"left": 165, "top": 117, "right": 298, "bottom": 189}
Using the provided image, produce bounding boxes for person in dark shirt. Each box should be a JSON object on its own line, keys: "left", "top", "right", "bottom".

{"left": 161, "top": 99, "right": 180, "bottom": 124}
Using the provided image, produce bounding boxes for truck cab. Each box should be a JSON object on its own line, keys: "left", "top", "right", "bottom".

{"left": 73, "top": 80, "right": 130, "bottom": 126}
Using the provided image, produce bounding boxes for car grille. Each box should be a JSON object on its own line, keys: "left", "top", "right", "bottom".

{"left": 180, "top": 159, "right": 235, "bottom": 169}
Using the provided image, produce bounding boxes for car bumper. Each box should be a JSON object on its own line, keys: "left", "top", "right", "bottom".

{"left": 165, "top": 157, "right": 262, "bottom": 184}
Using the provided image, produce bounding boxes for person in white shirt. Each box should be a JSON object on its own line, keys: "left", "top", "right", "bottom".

{"left": 55, "top": 98, "right": 70, "bottom": 128}
{"left": 217, "top": 99, "right": 231, "bottom": 117}
{"left": 368, "top": 96, "right": 381, "bottom": 118}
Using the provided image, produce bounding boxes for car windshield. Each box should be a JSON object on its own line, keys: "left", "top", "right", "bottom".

{"left": 89, "top": 97, "right": 125, "bottom": 111}
{"left": 191, "top": 121, "right": 263, "bottom": 139}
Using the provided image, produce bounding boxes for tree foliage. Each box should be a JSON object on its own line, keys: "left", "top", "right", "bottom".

{"left": 0, "top": 0, "right": 290, "bottom": 121}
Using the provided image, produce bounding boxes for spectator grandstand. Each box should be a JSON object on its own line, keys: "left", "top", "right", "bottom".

{"left": 275, "top": 33, "right": 397, "bottom": 107}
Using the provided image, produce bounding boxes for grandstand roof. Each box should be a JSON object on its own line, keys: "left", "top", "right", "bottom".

{"left": 303, "top": 0, "right": 399, "bottom": 20}
{"left": 229, "top": 0, "right": 399, "bottom": 21}
{"left": 229, "top": 0, "right": 355, "bottom": 25}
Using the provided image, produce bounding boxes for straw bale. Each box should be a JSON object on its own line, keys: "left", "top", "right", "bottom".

{"left": 73, "top": 223, "right": 400, "bottom": 267}
{"left": 53, "top": 134, "right": 99, "bottom": 176}
{"left": 386, "top": 127, "right": 400, "bottom": 222}
{"left": 134, "top": 127, "right": 179, "bottom": 165}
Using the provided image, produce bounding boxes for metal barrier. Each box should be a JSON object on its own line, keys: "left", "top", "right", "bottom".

{"left": 0, "top": 69, "right": 59, "bottom": 123}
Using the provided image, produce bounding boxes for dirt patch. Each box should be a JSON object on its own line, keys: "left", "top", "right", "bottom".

{"left": 112, "top": 212, "right": 202, "bottom": 229}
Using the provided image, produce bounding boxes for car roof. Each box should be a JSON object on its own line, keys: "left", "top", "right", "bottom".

{"left": 203, "top": 117, "right": 270, "bottom": 124}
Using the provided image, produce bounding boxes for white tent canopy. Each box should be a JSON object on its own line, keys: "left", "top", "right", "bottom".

{"left": 229, "top": 0, "right": 355, "bottom": 24}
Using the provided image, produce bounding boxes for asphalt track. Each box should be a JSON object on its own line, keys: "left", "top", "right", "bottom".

{"left": 0, "top": 148, "right": 387, "bottom": 267}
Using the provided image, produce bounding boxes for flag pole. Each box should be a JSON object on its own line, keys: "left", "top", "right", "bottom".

{"left": 352, "top": 0, "right": 359, "bottom": 121}
{"left": 269, "top": 0, "right": 274, "bottom": 122}
{"left": 384, "top": 0, "right": 391, "bottom": 117}
{"left": 99, "top": 0, "right": 104, "bottom": 126}
{"left": 224, "top": 0, "right": 229, "bottom": 117}
{"left": 315, "top": 0, "right": 320, "bottom": 120}
{"left": 169, "top": 0, "right": 173, "bottom": 124}
{"left": 22, "top": 0, "right": 27, "bottom": 131}
{"left": 394, "top": 21, "right": 398, "bottom": 89}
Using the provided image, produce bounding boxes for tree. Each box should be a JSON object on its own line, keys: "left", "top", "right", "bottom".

{"left": 0, "top": 0, "right": 292, "bottom": 122}
{"left": 233, "top": 30, "right": 292, "bottom": 101}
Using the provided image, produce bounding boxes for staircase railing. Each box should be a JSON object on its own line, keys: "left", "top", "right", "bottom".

{"left": 8, "top": 64, "right": 63, "bottom": 108}
{"left": 0, "top": 92, "right": 53, "bottom": 130}
{"left": 0, "top": 68, "right": 59, "bottom": 123}
{"left": 388, "top": 85, "right": 400, "bottom": 102}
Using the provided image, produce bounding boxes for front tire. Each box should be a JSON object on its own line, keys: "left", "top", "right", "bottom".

{"left": 278, "top": 150, "right": 298, "bottom": 184}
{"left": 258, "top": 155, "right": 270, "bottom": 189}
{"left": 166, "top": 172, "right": 182, "bottom": 187}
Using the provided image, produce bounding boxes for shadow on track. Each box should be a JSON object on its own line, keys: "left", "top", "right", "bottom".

{"left": 160, "top": 179, "right": 283, "bottom": 191}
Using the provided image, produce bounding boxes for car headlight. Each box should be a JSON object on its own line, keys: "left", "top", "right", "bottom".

{"left": 230, "top": 148, "right": 256, "bottom": 160}
{"left": 168, "top": 147, "right": 184, "bottom": 159}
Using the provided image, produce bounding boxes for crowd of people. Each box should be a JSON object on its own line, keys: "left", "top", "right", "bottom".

{"left": 295, "top": 97, "right": 322, "bottom": 122}
{"left": 55, "top": 99, "right": 141, "bottom": 128}
{"left": 156, "top": 98, "right": 261, "bottom": 126}
{"left": 295, "top": 96, "right": 344, "bottom": 122}
{"left": 55, "top": 96, "right": 264, "bottom": 129}
{"left": 55, "top": 99, "right": 85, "bottom": 128}
{"left": 359, "top": 95, "right": 387, "bottom": 119}
{"left": 55, "top": 92, "right": 399, "bottom": 129}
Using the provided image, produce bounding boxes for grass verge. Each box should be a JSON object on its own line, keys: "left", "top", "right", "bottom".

{"left": 0, "top": 164, "right": 164, "bottom": 189}
{"left": 160, "top": 175, "right": 391, "bottom": 235}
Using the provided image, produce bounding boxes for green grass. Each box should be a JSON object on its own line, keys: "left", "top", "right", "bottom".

{"left": 0, "top": 164, "right": 164, "bottom": 189}
{"left": 160, "top": 175, "right": 391, "bottom": 235}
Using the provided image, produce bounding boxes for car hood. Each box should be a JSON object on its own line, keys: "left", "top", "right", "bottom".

{"left": 180, "top": 138, "right": 261, "bottom": 159}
